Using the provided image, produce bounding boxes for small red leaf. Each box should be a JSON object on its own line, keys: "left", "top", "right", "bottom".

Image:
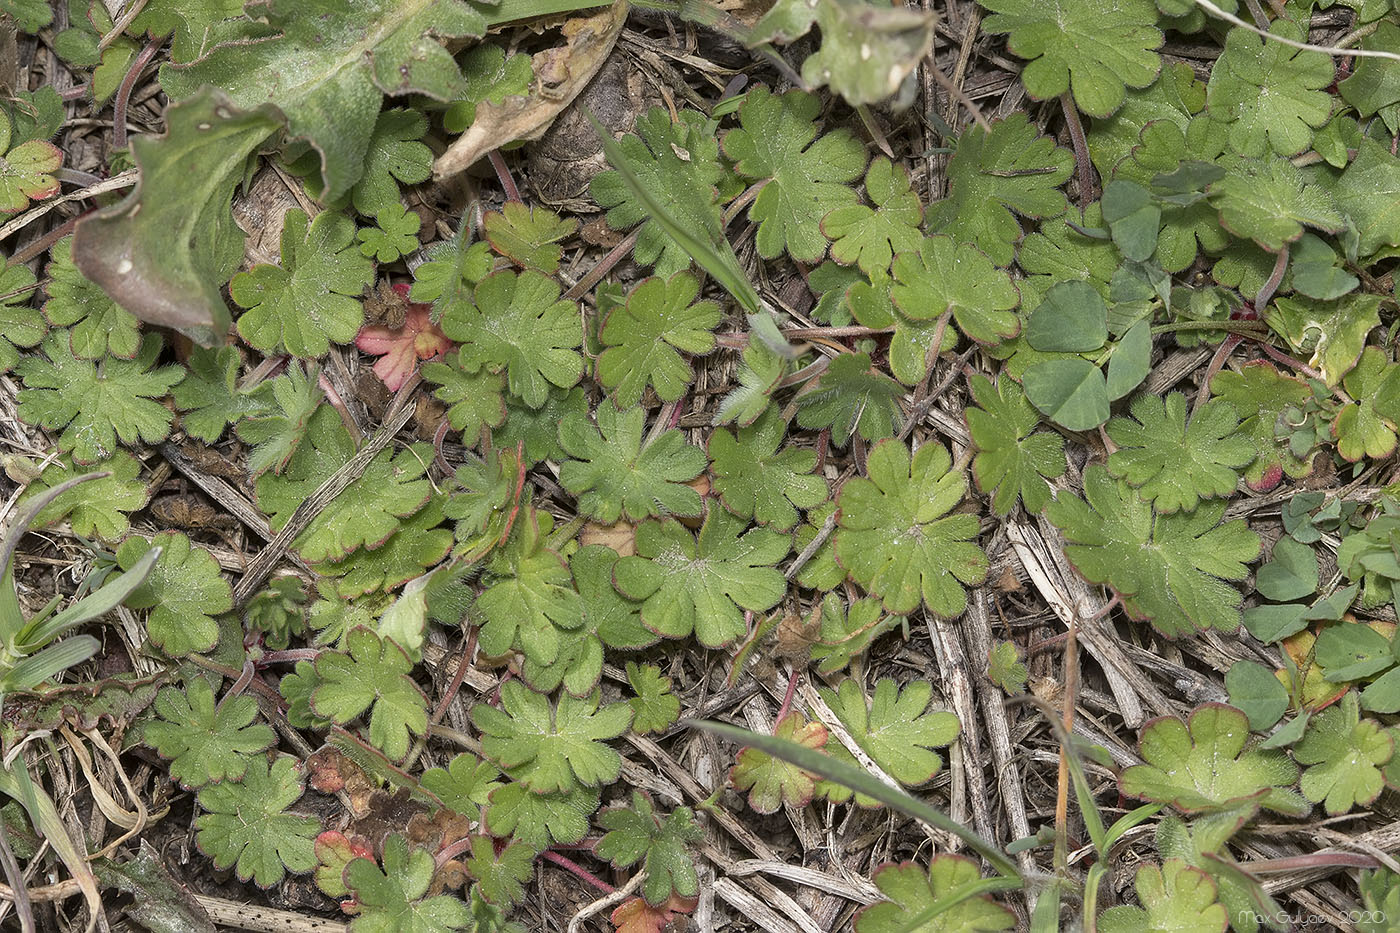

{"left": 611, "top": 894, "right": 698, "bottom": 933}
{"left": 356, "top": 286, "right": 453, "bottom": 391}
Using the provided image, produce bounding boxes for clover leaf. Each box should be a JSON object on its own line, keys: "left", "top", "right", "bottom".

{"left": 483, "top": 202, "right": 577, "bottom": 274}
{"left": 981, "top": 0, "right": 1161, "bottom": 117}
{"left": 966, "top": 373, "right": 1066, "bottom": 516}
{"left": 344, "top": 834, "right": 472, "bottom": 933}
{"left": 889, "top": 235, "right": 1020, "bottom": 345}
{"left": 117, "top": 532, "right": 232, "bottom": 658}
{"left": 16, "top": 332, "right": 184, "bottom": 465}
{"left": 473, "top": 680, "right": 633, "bottom": 794}
{"left": 143, "top": 679, "right": 275, "bottom": 789}
{"left": 596, "top": 791, "right": 702, "bottom": 906}
{"left": 709, "top": 408, "right": 827, "bottom": 531}
{"left": 1105, "top": 393, "right": 1255, "bottom": 514}
{"left": 558, "top": 401, "right": 706, "bottom": 524}
{"left": 43, "top": 237, "right": 140, "bottom": 360}
{"left": 730, "top": 711, "right": 827, "bottom": 814}
{"left": 231, "top": 209, "right": 374, "bottom": 359}
{"left": 1046, "top": 466, "right": 1260, "bottom": 638}
{"left": 420, "top": 753, "right": 502, "bottom": 814}
{"left": 613, "top": 510, "right": 789, "bottom": 648}
{"left": 236, "top": 361, "right": 323, "bottom": 476}
{"left": 821, "top": 157, "right": 923, "bottom": 277}
{"left": 592, "top": 108, "right": 732, "bottom": 277}
{"left": 174, "top": 345, "right": 272, "bottom": 445}
{"left": 854, "top": 855, "right": 1015, "bottom": 933}
{"left": 195, "top": 755, "right": 318, "bottom": 888}
{"left": 596, "top": 272, "right": 721, "bottom": 407}
{"left": 1097, "top": 860, "right": 1228, "bottom": 933}
{"left": 22, "top": 452, "right": 148, "bottom": 542}
{"left": 1295, "top": 691, "right": 1394, "bottom": 816}
{"left": 722, "top": 86, "right": 866, "bottom": 261}
{"left": 484, "top": 782, "right": 599, "bottom": 851}
{"left": 835, "top": 438, "right": 987, "bottom": 616}
{"left": 1119, "top": 703, "right": 1306, "bottom": 815}
{"left": 439, "top": 269, "right": 583, "bottom": 409}
{"left": 476, "top": 507, "right": 583, "bottom": 666}
{"left": 794, "top": 351, "right": 903, "bottom": 447}
{"left": 1210, "top": 361, "right": 1313, "bottom": 490}
{"left": 1205, "top": 20, "right": 1333, "bottom": 158}
{"left": 626, "top": 661, "right": 680, "bottom": 735}
{"left": 310, "top": 627, "right": 427, "bottom": 761}
{"left": 925, "top": 113, "right": 1074, "bottom": 266}
{"left": 822, "top": 678, "right": 959, "bottom": 786}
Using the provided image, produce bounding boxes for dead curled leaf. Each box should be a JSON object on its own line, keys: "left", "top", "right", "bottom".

{"left": 432, "top": 1, "right": 629, "bottom": 179}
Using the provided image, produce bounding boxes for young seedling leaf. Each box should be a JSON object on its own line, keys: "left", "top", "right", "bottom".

{"left": 421, "top": 351, "right": 507, "bottom": 448}
{"left": 1096, "top": 859, "right": 1228, "bottom": 933}
{"left": 174, "top": 345, "right": 271, "bottom": 445}
{"left": 476, "top": 507, "right": 583, "bottom": 665}
{"left": 311, "top": 626, "right": 429, "bottom": 762}
{"left": 966, "top": 373, "right": 1067, "bottom": 516}
{"left": 21, "top": 452, "right": 148, "bottom": 542}
{"left": 117, "top": 531, "right": 232, "bottom": 658}
{"left": 822, "top": 678, "right": 959, "bottom": 786}
{"left": 420, "top": 753, "right": 503, "bottom": 814}
{"left": 730, "top": 711, "right": 827, "bottom": 814}
{"left": 235, "top": 362, "right": 324, "bottom": 476}
{"left": 484, "top": 781, "right": 599, "bottom": 851}
{"left": 596, "top": 272, "right": 721, "bottom": 408}
{"left": 626, "top": 661, "right": 680, "bottom": 735}
{"left": 343, "top": 834, "right": 472, "bottom": 933}
{"left": 484, "top": 202, "right": 577, "bottom": 274}
{"left": 709, "top": 407, "right": 828, "bottom": 531}
{"left": 822, "top": 157, "right": 924, "bottom": 276}
{"left": 143, "top": 678, "right": 275, "bottom": 789}
{"left": 889, "top": 235, "right": 1020, "bottom": 345}
{"left": 794, "top": 351, "right": 903, "bottom": 447}
{"left": 596, "top": 791, "right": 702, "bottom": 906}
{"left": 1295, "top": 691, "right": 1394, "bottom": 815}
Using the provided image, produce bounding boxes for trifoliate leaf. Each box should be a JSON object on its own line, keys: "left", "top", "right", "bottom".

{"left": 476, "top": 506, "right": 583, "bottom": 665}
{"left": 1046, "top": 466, "right": 1260, "bottom": 638}
{"left": 854, "top": 855, "right": 1015, "bottom": 933}
{"left": 173, "top": 345, "right": 270, "bottom": 444}
{"left": 22, "top": 452, "right": 148, "bottom": 542}
{"left": 117, "top": 532, "right": 232, "bottom": 658}
{"left": 558, "top": 402, "right": 705, "bottom": 525}
{"left": 596, "top": 791, "right": 702, "bottom": 906}
{"left": 195, "top": 755, "right": 318, "bottom": 888}
{"left": 709, "top": 408, "right": 827, "bottom": 531}
{"left": 422, "top": 351, "right": 506, "bottom": 447}
{"left": 1334, "top": 139, "right": 1400, "bottom": 260}
{"left": 1105, "top": 393, "right": 1254, "bottom": 513}
{"left": 473, "top": 680, "right": 633, "bottom": 794}
{"left": 591, "top": 108, "right": 732, "bottom": 277}
{"left": 821, "top": 157, "right": 923, "bottom": 276}
{"left": 311, "top": 627, "right": 428, "bottom": 762}
{"left": 722, "top": 86, "right": 866, "bottom": 261}
{"left": 626, "top": 662, "right": 680, "bottom": 735}
{"left": 483, "top": 202, "right": 577, "bottom": 274}
{"left": 443, "top": 43, "right": 532, "bottom": 132}
{"left": 889, "top": 235, "right": 1020, "bottom": 346}
{"left": 966, "top": 373, "right": 1066, "bottom": 516}
{"left": 235, "top": 361, "right": 324, "bottom": 476}
{"left": 730, "top": 711, "right": 827, "bottom": 814}
{"left": 486, "top": 781, "right": 597, "bottom": 852}
{"left": 317, "top": 498, "right": 453, "bottom": 598}
{"left": 1266, "top": 293, "right": 1383, "bottom": 385}
{"left": 1096, "top": 860, "right": 1228, "bottom": 933}
{"left": 1295, "top": 691, "right": 1394, "bottom": 815}
{"left": 350, "top": 109, "right": 432, "bottom": 216}
{"left": 356, "top": 202, "right": 421, "bottom": 263}
{"left": 1205, "top": 20, "right": 1333, "bottom": 158}
{"left": 522, "top": 545, "right": 654, "bottom": 697}
{"left": 344, "top": 834, "right": 472, "bottom": 933}
{"left": 1333, "top": 345, "right": 1400, "bottom": 461}
{"left": 810, "top": 593, "right": 899, "bottom": 675}
{"left": 42, "top": 237, "right": 140, "bottom": 360}
{"left": 596, "top": 272, "right": 721, "bottom": 408}
{"left": 16, "top": 332, "right": 184, "bottom": 465}
{"left": 835, "top": 438, "right": 987, "bottom": 616}
{"left": 162, "top": 0, "right": 487, "bottom": 202}
{"left": 981, "top": 0, "right": 1161, "bottom": 117}
{"left": 925, "top": 113, "right": 1074, "bottom": 266}
{"left": 794, "top": 351, "right": 903, "bottom": 447}
{"left": 255, "top": 406, "right": 433, "bottom": 562}
{"left": 143, "top": 679, "right": 275, "bottom": 789}
{"left": 439, "top": 269, "right": 583, "bottom": 409}
{"left": 988, "top": 641, "right": 1029, "bottom": 695}
{"left": 1119, "top": 703, "right": 1305, "bottom": 815}
{"left": 1254, "top": 536, "right": 1318, "bottom": 603}
{"left": 821, "top": 678, "right": 959, "bottom": 786}
{"left": 1208, "top": 158, "right": 1344, "bottom": 252}
{"left": 613, "top": 510, "right": 789, "bottom": 648}
{"left": 420, "top": 753, "right": 502, "bottom": 813}
{"left": 231, "top": 209, "right": 374, "bottom": 358}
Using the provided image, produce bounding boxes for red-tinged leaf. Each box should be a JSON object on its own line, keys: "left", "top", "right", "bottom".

{"left": 355, "top": 284, "right": 453, "bottom": 391}
{"left": 730, "top": 711, "right": 828, "bottom": 813}
{"left": 611, "top": 894, "right": 699, "bottom": 933}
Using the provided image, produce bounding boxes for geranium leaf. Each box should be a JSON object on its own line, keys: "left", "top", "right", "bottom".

{"left": 730, "top": 711, "right": 827, "bottom": 814}
{"left": 142, "top": 679, "right": 275, "bottom": 789}
{"left": 117, "top": 531, "right": 232, "bottom": 658}
{"left": 596, "top": 272, "right": 721, "bottom": 408}
{"left": 709, "top": 407, "right": 828, "bottom": 531}
{"left": 1105, "top": 393, "right": 1255, "bottom": 513}
{"left": 966, "top": 373, "right": 1066, "bottom": 516}
{"left": 311, "top": 626, "right": 428, "bottom": 761}
{"left": 194, "top": 755, "right": 318, "bottom": 888}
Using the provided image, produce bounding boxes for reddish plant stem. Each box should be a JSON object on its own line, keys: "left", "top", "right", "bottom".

{"left": 1193, "top": 333, "right": 1244, "bottom": 417}
{"left": 488, "top": 150, "right": 522, "bottom": 203}
{"left": 113, "top": 36, "right": 164, "bottom": 150}
{"left": 219, "top": 659, "right": 257, "bottom": 710}
{"left": 1253, "top": 245, "right": 1290, "bottom": 313}
{"left": 430, "top": 626, "right": 478, "bottom": 726}
{"left": 433, "top": 418, "right": 453, "bottom": 474}
{"left": 435, "top": 835, "right": 474, "bottom": 868}
{"left": 773, "top": 667, "right": 801, "bottom": 724}
{"left": 61, "top": 85, "right": 88, "bottom": 101}
{"left": 1243, "top": 852, "right": 1379, "bottom": 873}
{"left": 11, "top": 216, "right": 77, "bottom": 265}
{"left": 541, "top": 850, "right": 615, "bottom": 894}
{"left": 1059, "top": 92, "right": 1096, "bottom": 207}
{"left": 318, "top": 372, "right": 363, "bottom": 446}
{"left": 256, "top": 648, "right": 321, "bottom": 665}
{"left": 562, "top": 229, "right": 639, "bottom": 302}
